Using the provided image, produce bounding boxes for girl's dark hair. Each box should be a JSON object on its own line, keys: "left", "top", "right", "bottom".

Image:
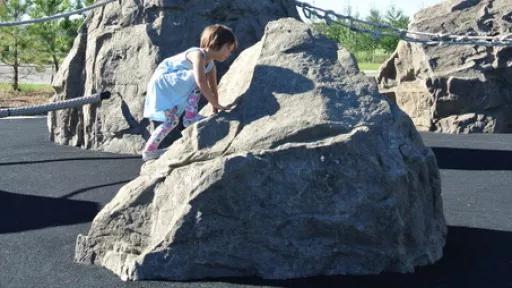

{"left": 200, "top": 24, "right": 238, "bottom": 51}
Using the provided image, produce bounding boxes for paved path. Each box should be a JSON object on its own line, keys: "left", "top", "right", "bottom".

{"left": 0, "top": 64, "right": 53, "bottom": 84}
{"left": 0, "top": 117, "right": 510, "bottom": 288}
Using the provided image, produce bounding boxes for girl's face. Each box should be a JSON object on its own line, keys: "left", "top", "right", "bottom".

{"left": 217, "top": 43, "right": 235, "bottom": 62}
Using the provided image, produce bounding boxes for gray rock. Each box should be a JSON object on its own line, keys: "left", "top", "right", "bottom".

{"left": 48, "top": 0, "right": 299, "bottom": 153}
{"left": 378, "top": 0, "right": 512, "bottom": 133}
{"left": 75, "top": 18, "right": 446, "bottom": 281}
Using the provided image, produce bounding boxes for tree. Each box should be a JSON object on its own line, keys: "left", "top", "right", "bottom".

{"left": 314, "top": 16, "right": 373, "bottom": 55}
{"left": 27, "top": 0, "right": 74, "bottom": 74}
{"left": 0, "top": 0, "right": 35, "bottom": 91}
{"left": 364, "top": 8, "right": 382, "bottom": 62}
{"left": 313, "top": 4, "right": 410, "bottom": 64}
{"left": 380, "top": 6, "right": 409, "bottom": 53}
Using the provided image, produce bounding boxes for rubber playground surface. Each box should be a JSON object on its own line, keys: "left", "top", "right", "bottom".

{"left": 0, "top": 117, "right": 510, "bottom": 288}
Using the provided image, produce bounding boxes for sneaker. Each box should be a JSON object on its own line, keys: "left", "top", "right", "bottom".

{"left": 183, "top": 114, "right": 206, "bottom": 128}
{"left": 141, "top": 148, "right": 167, "bottom": 162}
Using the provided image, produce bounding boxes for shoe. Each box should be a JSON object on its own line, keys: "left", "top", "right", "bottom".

{"left": 183, "top": 114, "right": 206, "bottom": 128}
{"left": 141, "top": 148, "right": 167, "bottom": 161}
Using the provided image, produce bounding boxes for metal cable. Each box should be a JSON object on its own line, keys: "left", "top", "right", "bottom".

{"left": 0, "top": 91, "right": 111, "bottom": 118}
{"left": 0, "top": 0, "right": 116, "bottom": 27}
{"left": 295, "top": 0, "right": 512, "bottom": 47}
{"left": 1, "top": 0, "right": 509, "bottom": 46}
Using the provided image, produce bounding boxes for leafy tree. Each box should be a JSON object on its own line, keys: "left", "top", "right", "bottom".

{"left": 314, "top": 17, "right": 372, "bottom": 54}
{"left": 0, "top": 0, "right": 35, "bottom": 90}
{"left": 73, "top": 0, "right": 95, "bottom": 13}
{"left": 28, "top": 0, "right": 74, "bottom": 73}
{"left": 313, "top": 4, "right": 410, "bottom": 64}
{"left": 364, "top": 8, "right": 382, "bottom": 62}
{"left": 380, "top": 6, "right": 409, "bottom": 53}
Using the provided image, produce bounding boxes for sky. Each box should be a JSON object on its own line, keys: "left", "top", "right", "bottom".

{"left": 299, "top": 0, "right": 443, "bottom": 18}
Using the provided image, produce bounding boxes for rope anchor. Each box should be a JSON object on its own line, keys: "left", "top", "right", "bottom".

{"left": 0, "top": 91, "right": 111, "bottom": 118}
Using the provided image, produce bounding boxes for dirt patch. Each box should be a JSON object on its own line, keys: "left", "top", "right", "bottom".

{"left": 0, "top": 89, "right": 54, "bottom": 108}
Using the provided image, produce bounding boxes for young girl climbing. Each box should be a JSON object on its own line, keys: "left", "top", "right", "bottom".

{"left": 142, "top": 24, "right": 238, "bottom": 161}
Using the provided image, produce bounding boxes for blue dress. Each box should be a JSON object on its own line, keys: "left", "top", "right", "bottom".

{"left": 143, "top": 47, "right": 214, "bottom": 122}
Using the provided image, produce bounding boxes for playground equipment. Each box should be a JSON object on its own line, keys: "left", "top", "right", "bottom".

{"left": 0, "top": 91, "right": 111, "bottom": 118}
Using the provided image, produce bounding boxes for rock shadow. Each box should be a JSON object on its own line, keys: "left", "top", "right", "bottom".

{"left": 120, "top": 99, "right": 151, "bottom": 140}
{"left": 157, "top": 65, "right": 315, "bottom": 150}
{"left": 0, "top": 156, "right": 140, "bottom": 166}
{"left": 199, "top": 226, "right": 512, "bottom": 287}
{"left": 431, "top": 147, "right": 512, "bottom": 170}
{"left": 225, "top": 65, "right": 315, "bottom": 125}
{"left": 58, "top": 179, "right": 132, "bottom": 199}
{"left": 0, "top": 189, "right": 99, "bottom": 234}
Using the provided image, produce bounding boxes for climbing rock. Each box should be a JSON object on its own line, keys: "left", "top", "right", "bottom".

{"left": 75, "top": 18, "right": 446, "bottom": 281}
{"left": 378, "top": 0, "right": 512, "bottom": 133}
{"left": 49, "top": 0, "right": 299, "bottom": 153}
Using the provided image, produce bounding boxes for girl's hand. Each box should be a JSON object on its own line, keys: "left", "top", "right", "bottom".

{"left": 212, "top": 102, "right": 236, "bottom": 114}
{"left": 224, "top": 102, "right": 237, "bottom": 110}
{"left": 212, "top": 103, "right": 233, "bottom": 112}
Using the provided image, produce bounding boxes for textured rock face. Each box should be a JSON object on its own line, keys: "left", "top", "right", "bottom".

{"left": 48, "top": 0, "right": 299, "bottom": 153}
{"left": 75, "top": 18, "right": 446, "bottom": 281}
{"left": 378, "top": 0, "right": 512, "bottom": 133}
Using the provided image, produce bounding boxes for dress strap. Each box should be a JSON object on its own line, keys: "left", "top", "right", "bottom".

{"left": 205, "top": 61, "right": 215, "bottom": 73}
{"left": 184, "top": 47, "right": 214, "bottom": 72}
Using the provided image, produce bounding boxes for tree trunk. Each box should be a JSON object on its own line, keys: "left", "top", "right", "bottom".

{"left": 52, "top": 54, "right": 59, "bottom": 72}
{"left": 13, "top": 34, "right": 19, "bottom": 91}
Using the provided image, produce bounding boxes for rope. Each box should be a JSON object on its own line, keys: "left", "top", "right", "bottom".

{"left": 0, "top": 0, "right": 116, "bottom": 27}
{"left": 1, "top": 0, "right": 508, "bottom": 46}
{"left": 295, "top": 0, "right": 512, "bottom": 47}
{"left": 0, "top": 91, "right": 111, "bottom": 118}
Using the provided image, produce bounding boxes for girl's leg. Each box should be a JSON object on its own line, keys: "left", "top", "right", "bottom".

{"left": 183, "top": 90, "right": 203, "bottom": 127}
{"left": 143, "top": 107, "right": 180, "bottom": 152}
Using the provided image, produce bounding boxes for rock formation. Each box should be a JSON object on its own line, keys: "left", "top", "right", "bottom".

{"left": 48, "top": 0, "right": 299, "bottom": 153}
{"left": 75, "top": 18, "right": 446, "bottom": 281}
{"left": 378, "top": 0, "right": 512, "bottom": 133}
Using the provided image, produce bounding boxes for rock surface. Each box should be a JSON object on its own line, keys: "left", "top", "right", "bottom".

{"left": 378, "top": 0, "right": 512, "bottom": 133}
{"left": 48, "top": 0, "right": 299, "bottom": 153}
{"left": 75, "top": 18, "right": 447, "bottom": 281}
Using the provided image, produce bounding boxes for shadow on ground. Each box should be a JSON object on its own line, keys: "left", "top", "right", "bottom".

{"left": 0, "top": 189, "right": 99, "bottom": 234}
{"left": 431, "top": 147, "right": 512, "bottom": 170}
{"left": 0, "top": 156, "right": 141, "bottom": 166}
{"left": 191, "top": 226, "right": 511, "bottom": 287}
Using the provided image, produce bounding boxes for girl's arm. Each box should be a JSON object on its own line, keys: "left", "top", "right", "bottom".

{"left": 188, "top": 51, "right": 225, "bottom": 110}
{"left": 206, "top": 64, "right": 219, "bottom": 113}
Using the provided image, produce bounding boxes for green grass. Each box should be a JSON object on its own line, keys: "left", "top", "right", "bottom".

{"left": 358, "top": 62, "right": 381, "bottom": 71}
{"left": 0, "top": 82, "right": 54, "bottom": 108}
{"left": 0, "top": 82, "right": 53, "bottom": 93}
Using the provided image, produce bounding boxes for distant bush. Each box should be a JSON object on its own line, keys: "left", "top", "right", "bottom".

{"left": 313, "top": 5, "right": 409, "bottom": 65}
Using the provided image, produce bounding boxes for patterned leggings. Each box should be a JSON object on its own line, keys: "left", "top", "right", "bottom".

{"left": 143, "top": 90, "right": 201, "bottom": 152}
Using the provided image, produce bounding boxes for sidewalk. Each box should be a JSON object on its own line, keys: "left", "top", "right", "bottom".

{"left": 0, "top": 63, "right": 53, "bottom": 84}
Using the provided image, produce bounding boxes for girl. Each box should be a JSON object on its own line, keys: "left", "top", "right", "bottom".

{"left": 142, "top": 24, "right": 238, "bottom": 161}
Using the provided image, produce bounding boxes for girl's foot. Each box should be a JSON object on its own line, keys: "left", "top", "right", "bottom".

{"left": 141, "top": 148, "right": 168, "bottom": 161}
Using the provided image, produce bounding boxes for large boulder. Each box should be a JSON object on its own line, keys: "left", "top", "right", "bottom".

{"left": 48, "top": 0, "right": 299, "bottom": 153}
{"left": 75, "top": 18, "right": 447, "bottom": 281}
{"left": 378, "top": 0, "right": 512, "bottom": 133}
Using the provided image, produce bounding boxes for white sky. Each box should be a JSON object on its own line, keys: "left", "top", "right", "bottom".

{"left": 300, "top": 0, "right": 443, "bottom": 18}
